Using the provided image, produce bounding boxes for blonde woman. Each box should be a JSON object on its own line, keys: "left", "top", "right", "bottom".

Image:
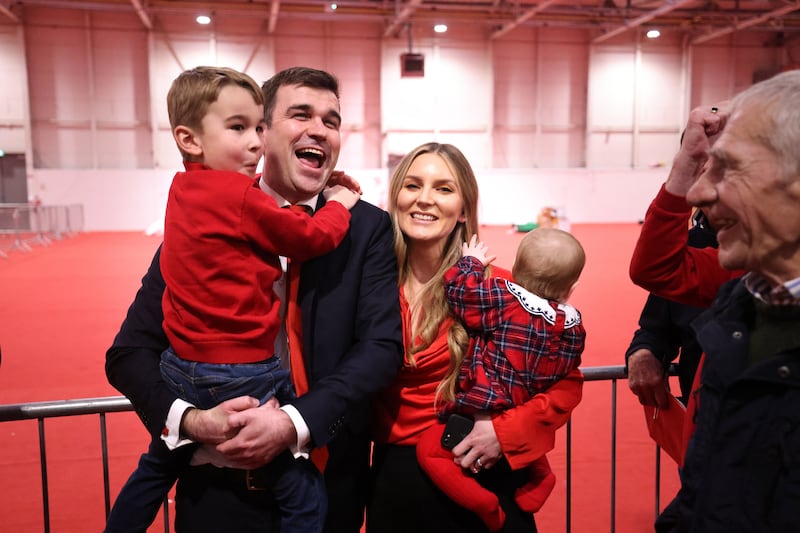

{"left": 368, "top": 142, "right": 584, "bottom": 532}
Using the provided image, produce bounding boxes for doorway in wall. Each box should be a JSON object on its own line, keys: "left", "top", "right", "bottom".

{"left": 0, "top": 153, "right": 27, "bottom": 203}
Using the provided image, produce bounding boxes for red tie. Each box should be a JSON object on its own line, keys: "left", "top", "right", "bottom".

{"left": 285, "top": 205, "right": 329, "bottom": 471}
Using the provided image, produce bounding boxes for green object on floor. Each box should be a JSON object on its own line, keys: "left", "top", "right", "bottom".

{"left": 515, "top": 222, "right": 538, "bottom": 232}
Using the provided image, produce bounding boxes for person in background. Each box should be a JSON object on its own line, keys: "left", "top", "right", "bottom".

{"left": 368, "top": 142, "right": 584, "bottom": 533}
{"left": 625, "top": 210, "right": 717, "bottom": 407}
{"left": 417, "top": 230, "right": 586, "bottom": 532}
{"left": 105, "top": 66, "right": 404, "bottom": 533}
{"left": 631, "top": 71, "right": 800, "bottom": 531}
{"left": 104, "top": 66, "right": 361, "bottom": 533}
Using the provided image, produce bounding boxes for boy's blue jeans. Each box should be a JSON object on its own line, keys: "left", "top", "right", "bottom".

{"left": 104, "top": 347, "right": 327, "bottom": 533}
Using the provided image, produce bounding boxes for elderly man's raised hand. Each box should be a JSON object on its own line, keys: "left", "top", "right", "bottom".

{"left": 666, "top": 102, "right": 729, "bottom": 197}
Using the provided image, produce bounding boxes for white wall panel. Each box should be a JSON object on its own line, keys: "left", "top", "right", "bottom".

{"left": 27, "top": 23, "right": 93, "bottom": 168}
{"left": 381, "top": 36, "right": 492, "bottom": 167}
{"left": 272, "top": 20, "right": 383, "bottom": 169}
{"left": 588, "top": 40, "right": 684, "bottom": 168}
{"left": 589, "top": 45, "right": 636, "bottom": 127}
{"left": 585, "top": 131, "right": 633, "bottom": 169}
{"left": 634, "top": 45, "right": 684, "bottom": 167}
{"left": 474, "top": 168, "right": 666, "bottom": 226}
{"left": 637, "top": 133, "right": 680, "bottom": 169}
{"left": 690, "top": 33, "right": 787, "bottom": 108}
{"left": 24, "top": 9, "right": 152, "bottom": 169}
{"left": 148, "top": 18, "right": 277, "bottom": 170}
{"left": 27, "top": 26, "right": 91, "bottom": 124}
{"left": 535, "top": 132, "right": 585, "bottom": 169}
{"left": 494, "top": 38, "right": 536, "bottom": 130}
{"left": 492, "top": 35, "right": 538, "bottom": 168}
{"left": 0, "top": 25, "right": 28, "bottom": 153}
{"left": 33, "top": 168, "right": 171, "bottom": 231}
{"left": 636, "top": 49, "right": 683, "bottom": 127}
{"left": 494, "top": 28, "right": 588, "bottom": 168}
{"left": 690, "top": 45, "right": 735, "bottom": 106}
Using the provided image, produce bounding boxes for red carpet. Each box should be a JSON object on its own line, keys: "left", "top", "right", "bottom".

{"left": 0, "top": 227, "right": 679, "bottom": 532}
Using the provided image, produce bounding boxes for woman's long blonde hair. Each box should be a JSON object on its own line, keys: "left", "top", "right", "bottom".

{"left": 386, "top": 142, "right": 482, "bottom": 404}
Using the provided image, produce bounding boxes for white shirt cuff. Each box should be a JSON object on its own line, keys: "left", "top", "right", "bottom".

{"left": 280, "top": 404, "right": 310, "bottom": 459}
{"left": 160, "top": 398, "right": 195, "bottom": 450}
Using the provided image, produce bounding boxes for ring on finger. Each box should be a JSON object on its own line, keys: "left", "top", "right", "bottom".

{"left": 476, "top": 458, "right": 483, "bottom": 468}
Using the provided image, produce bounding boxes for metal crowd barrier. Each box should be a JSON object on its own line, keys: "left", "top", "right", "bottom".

{"left": 0, "top": 203, "right": 84, "bottom": 257}
{"left": 0, "top": 365, "right": 675, "bottom": 533}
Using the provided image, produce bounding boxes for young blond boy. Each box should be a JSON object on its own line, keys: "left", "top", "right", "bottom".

{"left": 105, "top": 66, "right": 359, "bottom": 533}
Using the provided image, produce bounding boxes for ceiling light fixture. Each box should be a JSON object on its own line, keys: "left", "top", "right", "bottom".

{"left": 196, "top": 15, "right": 211, "bottom": 25}
{"left": 434, "top": 23, "right": 448, "bottom": 33}
{"left": 646, "top": 29, "right": 660, "bottom": 39}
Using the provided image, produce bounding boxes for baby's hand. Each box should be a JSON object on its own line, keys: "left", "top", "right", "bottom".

{"left": 324, "top": 184, "right": 361, "bottom": 210}
{"left": 462, "top": 234, "right": 496, "bottom": 267}
{"left": 328, "top": 170, "right": 362, "bottom": 195}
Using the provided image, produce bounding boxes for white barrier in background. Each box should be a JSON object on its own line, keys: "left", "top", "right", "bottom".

{"left": 0, "top": 204, "right": 84, "bottom": 257}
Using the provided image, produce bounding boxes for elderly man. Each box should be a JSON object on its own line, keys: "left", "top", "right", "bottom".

{"left": 630, "top": 70, "right": 800, "bottom": 532}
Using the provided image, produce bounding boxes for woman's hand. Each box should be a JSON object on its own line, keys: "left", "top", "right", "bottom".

{"left": 451, "top": 412, "right": 503, "bottom": 473}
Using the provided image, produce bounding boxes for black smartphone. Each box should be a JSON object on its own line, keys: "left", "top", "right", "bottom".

{"left": 440, "top": 413, "right": 475, "bottom": 450}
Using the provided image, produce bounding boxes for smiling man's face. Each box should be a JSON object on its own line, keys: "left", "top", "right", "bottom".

{"left": 687, "top": 103, "right": 800, "bottom": 283}
{"left": 261, "top": 84, "right": 342, "bottom": 204}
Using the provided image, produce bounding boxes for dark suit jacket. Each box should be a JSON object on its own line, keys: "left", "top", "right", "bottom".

{"left": 625, "top": 220, "right": 718, "bottom": 402}
{"left": 106, "top": 197, "right": 404, "bottom": 531}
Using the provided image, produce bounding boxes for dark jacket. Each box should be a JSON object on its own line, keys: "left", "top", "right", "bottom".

{"left": 625, "top": 220, "right": 718, "bottom": 402}
{"left": 106, "top": 197, "right": 404, "bottom": 532}
{"left": 656, "top": 279, "right": 800, "bottom": 532}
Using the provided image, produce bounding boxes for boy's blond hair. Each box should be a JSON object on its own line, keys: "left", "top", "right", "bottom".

{"left": 512, "top": 227, "right": 585, "bottom": 302}
{"left": 167, "top": 66, "right": 264, "bottom": 159}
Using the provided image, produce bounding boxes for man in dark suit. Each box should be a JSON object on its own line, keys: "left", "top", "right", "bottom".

{"left": 105, "top": 66, "right": 404, "bottom": 532}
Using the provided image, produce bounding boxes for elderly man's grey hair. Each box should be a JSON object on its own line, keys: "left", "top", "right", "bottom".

{"left": 730, "top": 69, "right": 800, "bottom": 180}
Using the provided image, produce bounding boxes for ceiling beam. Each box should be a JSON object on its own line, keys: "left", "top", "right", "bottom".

{"left": 383, "top": 0, "right": 423, "bottom": 38}
{"left": 691, "top": 1, "right": 800, "bottom": 44}
{"left": 129, "top": 0, "right": 152, "bottom": 30}
{"left": 593, "top": 0, "right": 694, "bottom": 43}
{"left": 491, "top": 0, "right": 560, "bottom": 39}
{"left": 0, "top": 1, "right": 20, "bottom": 23}
{"left": 268, "top": 0, "right": 280, "bottom": 33}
